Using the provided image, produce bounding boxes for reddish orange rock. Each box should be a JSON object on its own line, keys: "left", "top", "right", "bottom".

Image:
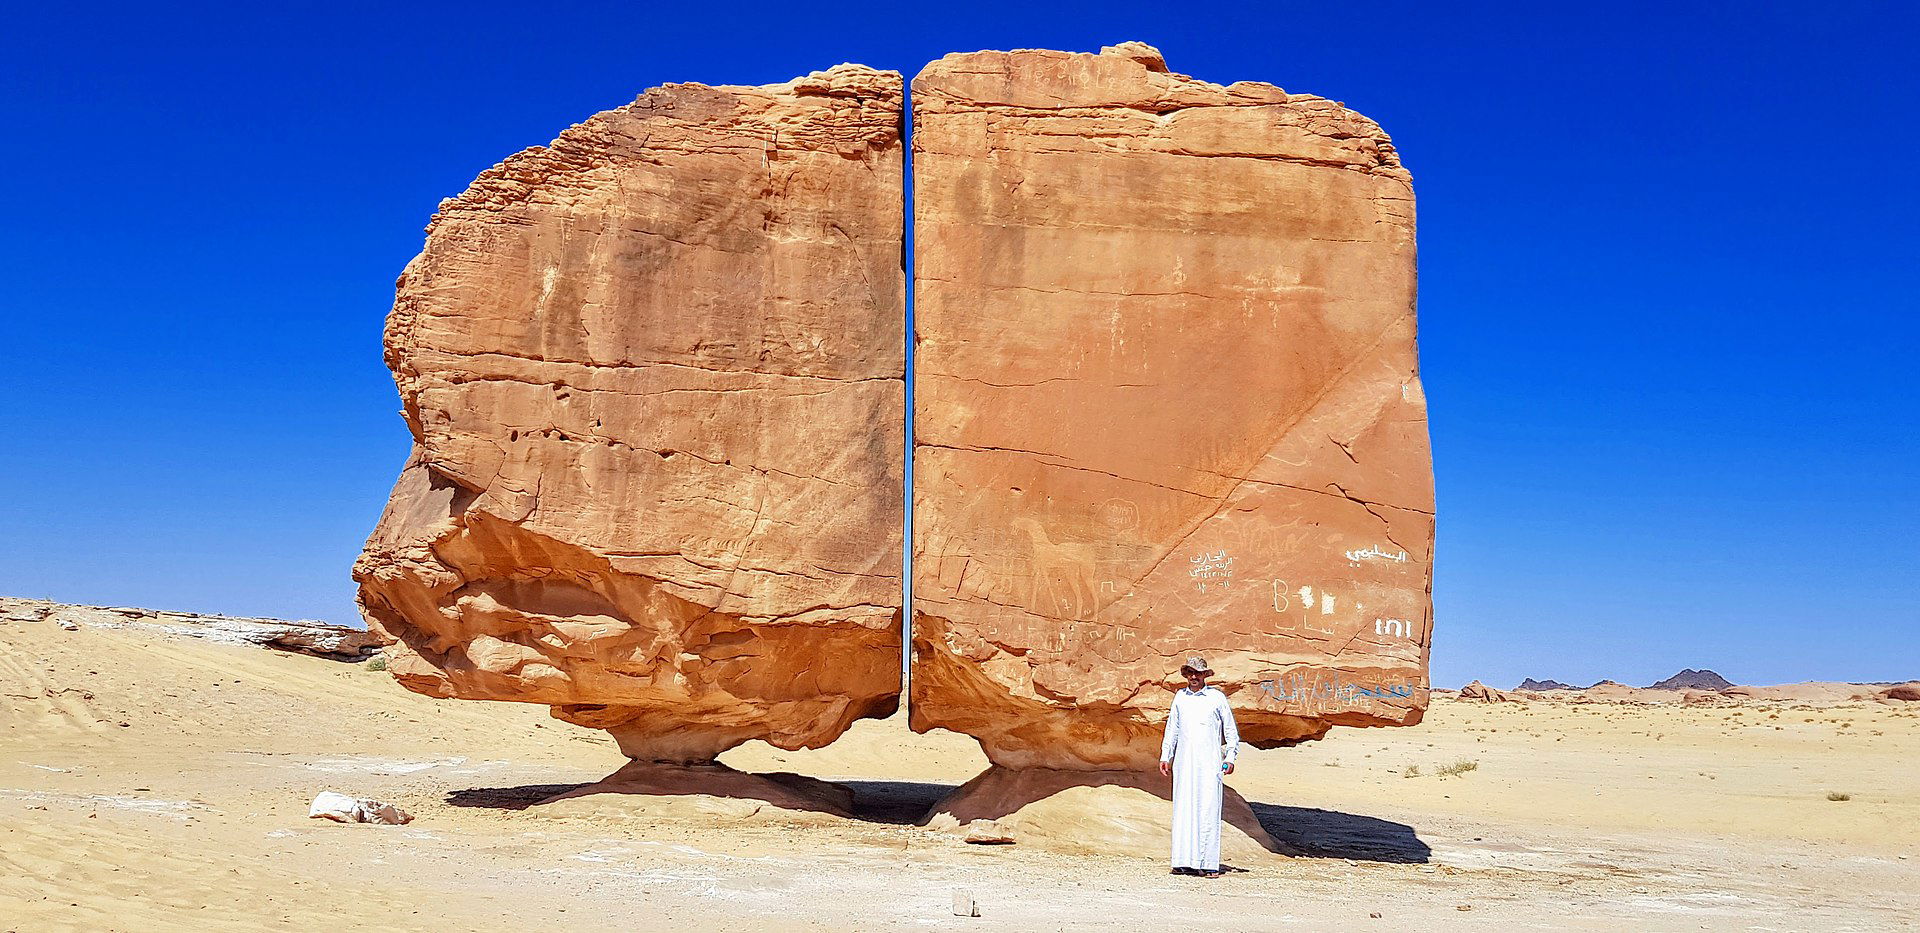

{"left": 910, "top": 44, "right": 1434, "bottom": 770}
{"left": 354, "top": 66, "right": 906, "bottom": 763}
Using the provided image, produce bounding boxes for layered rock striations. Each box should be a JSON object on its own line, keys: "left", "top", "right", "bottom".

{"left": 354, "top": 66, "right": 907, "bottom": 764}
{"left": 910, "top": 44, "right": 1434, "bottom": 771}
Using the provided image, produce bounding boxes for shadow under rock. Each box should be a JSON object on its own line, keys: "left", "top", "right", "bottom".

{"left": 446, "top": 783, "right": 589, "bottom": 811}
{"left": 1249, "top": 802, "right": 1431, "bottom": 864}
{"left": 838, "top": 780, "right": 961, "bottom": 824}
{"left": 445, "top": 775, "right": 962, "bottom": 825}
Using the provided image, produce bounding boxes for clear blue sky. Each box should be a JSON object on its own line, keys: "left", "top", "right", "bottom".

{"left": 3, "top": 1, "right": 1914, "bottom": 689}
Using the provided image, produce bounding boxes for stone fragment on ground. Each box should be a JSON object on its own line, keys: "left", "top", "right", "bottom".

{"left": 308, "top": 791, "right": 413, "bottom": 825}
{"left": 962, "top": 818, "right": 1015, "bottom": 844}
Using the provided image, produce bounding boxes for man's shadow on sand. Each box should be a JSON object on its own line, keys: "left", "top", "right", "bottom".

{"left": 446, "top": 778, "right": 1429, "bottom": 864}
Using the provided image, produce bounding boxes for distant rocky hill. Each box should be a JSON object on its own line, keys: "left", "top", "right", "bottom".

{"left": 1517, "top": 671, "right": 1736, "bottom": 692}
{"left": 1475, "top": 670, "right": 1919, "bottom": 706}
{"left": 1649, "top": 669, "right": 1733, "bottom": 690}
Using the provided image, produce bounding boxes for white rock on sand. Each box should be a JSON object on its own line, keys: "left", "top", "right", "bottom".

{"left": 308, "top": 791, "right": 412, "bottom": 825}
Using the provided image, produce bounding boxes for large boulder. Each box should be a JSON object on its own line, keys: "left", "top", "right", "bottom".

{"left": 910, "top": 44, "right": 1433, "bottom": 770}
{"left": 354, "top": 66, "right": 907, "bottom": 763}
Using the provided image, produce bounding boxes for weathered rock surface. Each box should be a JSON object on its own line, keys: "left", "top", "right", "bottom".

{"left": 910, "top": 44, "right": 1433, "bottom": 769}
{"left": 354, "top": 66, "right": 907, "bottom": 763}
{"left": 1, "top": 597, "right": 387, "bottom": 659}
{"left": 1458, "top": 681, "right": 1512, "bottom": 703}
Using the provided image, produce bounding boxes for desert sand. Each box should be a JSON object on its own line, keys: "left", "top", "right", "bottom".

{"left": 4, "top": 616, "right": 1915, "bottom": 931}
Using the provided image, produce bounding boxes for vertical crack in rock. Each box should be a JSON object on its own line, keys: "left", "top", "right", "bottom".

{"left": 354, "top": 65, "right": 907, "bottom": 764}
{"left": 909, "top": 45, "right": 1435, "bottom": 772}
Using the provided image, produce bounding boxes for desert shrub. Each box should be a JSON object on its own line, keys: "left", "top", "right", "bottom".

{"left": 366, "top": 655, "right": 388, "bottom": 672}
{"left": 1827, "top": 791, "right": 1851, "bottom": 801}
{"left": 1436, "top": 759, "right": 1479, "bottom": 778}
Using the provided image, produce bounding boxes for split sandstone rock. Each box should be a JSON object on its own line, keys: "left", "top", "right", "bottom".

{"left": 910, "top": 45, "right": 1434, "bottom": 770}
{"left": 353, "top": 66, "right": 907, "bottom": 763}
{"left": 353, "top": 44, "right": 1435, "bottom": 797}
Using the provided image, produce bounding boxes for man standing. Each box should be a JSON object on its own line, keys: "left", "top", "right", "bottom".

{"left": 1158, "top": 656, "right": 1240, "bottom": 878}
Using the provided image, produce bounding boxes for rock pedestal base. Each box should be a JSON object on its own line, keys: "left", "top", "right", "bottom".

{"left": 921, "top": 766, "right": 1279, "bottom": 861}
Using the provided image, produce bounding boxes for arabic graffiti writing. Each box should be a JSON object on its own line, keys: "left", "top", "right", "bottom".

{"left": 1344, "top": 544, "right": 1410, "bottom": 565}
{"left": 1189, "top": 550, "right": 1234, "bottom": 593}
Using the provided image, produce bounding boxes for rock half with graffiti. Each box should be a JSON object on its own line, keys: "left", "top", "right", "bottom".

{"left": 911, "top": 43, "right": 1433, "bottom": 770}
{"left": 354, "top": 65, "right": 907, "bottom": 765}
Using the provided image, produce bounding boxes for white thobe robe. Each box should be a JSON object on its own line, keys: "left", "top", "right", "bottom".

{"left": 1159, "top": 685, "right": 1240, "bottom": 870}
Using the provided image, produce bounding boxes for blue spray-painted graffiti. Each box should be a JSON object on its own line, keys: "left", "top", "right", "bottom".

{"left": 1253, "top": 672, "right": 1425, "bottom": 710}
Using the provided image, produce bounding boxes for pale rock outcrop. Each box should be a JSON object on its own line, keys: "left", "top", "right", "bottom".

{"left": 1458, "top": 681, "right": 1511, "bottom": 703}
{"left": 1581, "top": 681, "right": 1680, "bottom": 703}
{"left": 1720, "top": 682, "right": 1874, "bottom": 703}
{"left": 354, "top": 66, "right": 907, "bottom": 765}
{"left": 1, "top": 597, "right": 387, "bottom": 660}
{"left": 910, "top": 44, "right": 1433, "bottom": 772}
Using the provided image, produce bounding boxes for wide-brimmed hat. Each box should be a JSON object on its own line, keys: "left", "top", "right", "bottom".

{"left": 1179, "top": 656, "right": 1212, "bottom": 675}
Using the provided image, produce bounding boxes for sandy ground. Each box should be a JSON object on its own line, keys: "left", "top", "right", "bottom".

{"left": 3, "top": 618, "right": 1916, "bottom": 932}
